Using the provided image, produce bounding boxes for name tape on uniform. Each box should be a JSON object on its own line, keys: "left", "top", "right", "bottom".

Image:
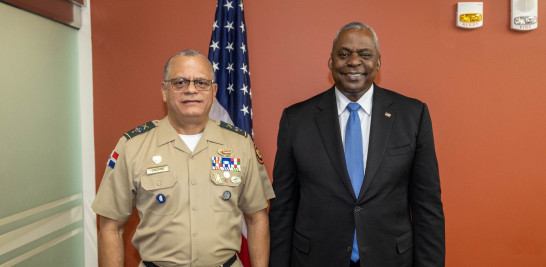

{"left": 146, "top": 165, "right": 170, "bottom": 175}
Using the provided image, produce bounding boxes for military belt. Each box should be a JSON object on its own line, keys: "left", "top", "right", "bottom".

{"left": 143, "top": 254, "right": 237, "bottom": 267}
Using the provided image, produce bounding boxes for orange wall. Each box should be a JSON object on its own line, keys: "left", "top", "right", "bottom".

{"left": 91, "top": 1, "right": 546, "bottom": 266}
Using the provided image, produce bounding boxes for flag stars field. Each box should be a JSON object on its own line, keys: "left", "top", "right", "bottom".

{"left": 241, "top": 105, "right": 249, "bottom": 116}
{"left": 209, "top": 0, "right": 253, "bottom": 136}
{"left": 224, "top": 21, "right": 234, "bottom": 32}
{"left": 226, "top": 42, "right": 234, "bottom": 52}
{"left": 240, "top": 63, "right": 248, "bottom": 74}
{"left": 210, "top": 41, "right": 219, "bottom": 51}
{"left": 224, "top": 0, "right": 233, "bottom": 11}
{"left": 212, "top": 62, "right": 220, "bottom": 72}
{"left": 240, "top": 84, "right": 249, "bottom": 95}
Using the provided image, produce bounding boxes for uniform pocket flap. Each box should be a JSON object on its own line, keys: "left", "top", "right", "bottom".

{"left": 292, "top": 230, "right": 310, "bottom": 254}
{"left": 141, "top": 175, "right": 177, "bottom": 191}
{"left": 396, "top": 230, "right": 414, "bottom": 254}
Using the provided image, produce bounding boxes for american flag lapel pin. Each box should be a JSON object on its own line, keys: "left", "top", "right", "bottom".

{"left": 385, "top": 112, "right": 392, "bottom": 118}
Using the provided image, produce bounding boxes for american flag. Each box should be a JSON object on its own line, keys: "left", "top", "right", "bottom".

{"left": 208, "top": 0, "right": 253, "bottom": 135}
{"left": 207, "top": 0, "right": 253, "bottom": 266}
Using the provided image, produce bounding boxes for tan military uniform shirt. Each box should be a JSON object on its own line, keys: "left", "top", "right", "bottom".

{"left": 92, "top": 117, "right": 275, "bottom": 267}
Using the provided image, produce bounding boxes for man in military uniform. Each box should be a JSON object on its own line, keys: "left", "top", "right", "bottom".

{"left": 92, "top": 50, "right": 275, "bottom": 267}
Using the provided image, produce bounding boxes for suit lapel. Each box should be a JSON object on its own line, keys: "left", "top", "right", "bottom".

{"left": 358, "top": 85, "right": 394, "bottom": 200}
{"left": 315, "top": 87, "right": 357, "bottom": 200}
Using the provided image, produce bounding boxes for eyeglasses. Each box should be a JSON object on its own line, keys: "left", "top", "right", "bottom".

{"left": 165, "top": 78, "right": 214, "bottom": 91}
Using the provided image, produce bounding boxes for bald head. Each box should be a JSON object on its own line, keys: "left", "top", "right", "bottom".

{"left": 163, "top": 50, "right": 215, "bottom": 82}
{"left": 332, "top": 22, "right": 380, "bottom": 55}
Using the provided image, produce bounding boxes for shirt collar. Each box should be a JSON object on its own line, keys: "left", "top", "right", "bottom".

{"left": 157, "top": 116, "right": 225, "bottom": 148}
{"left": 335, "top": 84, "right": 374, "bottom": 116}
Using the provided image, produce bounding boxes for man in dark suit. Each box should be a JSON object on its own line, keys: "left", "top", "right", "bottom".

{"left": 269, "top": 22, "right": 445, "bottom": 267}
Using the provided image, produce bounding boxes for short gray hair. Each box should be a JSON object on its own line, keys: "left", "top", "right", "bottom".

{"left": 332, "top": 22, "right": 380, "bottom": 54}
{"left": 163, "top": 50, "right": 215, "bottom": 81}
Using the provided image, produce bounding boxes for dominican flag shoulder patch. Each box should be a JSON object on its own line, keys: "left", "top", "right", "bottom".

{"left": 107, "top": 150, "right": 119, "bottom": 169}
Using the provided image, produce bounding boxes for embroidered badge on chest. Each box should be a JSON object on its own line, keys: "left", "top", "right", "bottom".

{"left": 211, "top": 157, "right": 241, "bottom": 172}
{"left": 212, "top": 173, "right": 223, "bottom": 184}
{"left": 156, "top": 193, "right": 166, "bottom": 204}
{"left": 217, "top": 148, "right": 233, "bottom": 157}
{"left": 152, "top": 155, "right": 162, "bottom": 164}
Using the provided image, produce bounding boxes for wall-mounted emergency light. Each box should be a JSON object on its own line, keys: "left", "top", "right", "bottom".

{"left": 457, "top": 2, "right": 483, "bottom": 29}
{"left": 512, "top": 0, "right": 538, "bottom": 31}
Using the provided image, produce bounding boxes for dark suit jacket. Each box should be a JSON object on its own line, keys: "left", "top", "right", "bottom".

{"left": 269, "top": 85, "right": 445, "bottom": 267}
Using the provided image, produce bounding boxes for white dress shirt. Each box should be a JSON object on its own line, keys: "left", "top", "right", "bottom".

{"left": 335, "top": 85, "right": 374, "bottom": 173}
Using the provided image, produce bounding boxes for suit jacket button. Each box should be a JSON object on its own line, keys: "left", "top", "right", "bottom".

{"left": 354, "top": 206, "right": 361, "bottom": 212}
{"left": 347, "top": 246, "right": 352, "bottom": 252}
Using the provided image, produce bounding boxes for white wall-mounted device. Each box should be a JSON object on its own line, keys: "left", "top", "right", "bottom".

{"left": 511, "top": 0, "right": 538, "bottom": 31}
{"left": 457, "top": 2, "right": 484, "bottom": 29}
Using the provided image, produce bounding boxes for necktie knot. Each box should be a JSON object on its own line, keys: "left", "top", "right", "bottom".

{"left": 347, "top": 102, "right": 361, "bottom": 112}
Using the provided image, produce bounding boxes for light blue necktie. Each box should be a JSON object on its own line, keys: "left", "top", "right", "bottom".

{"left": 345, "top": 102, "right": 364, "bottom": 262}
